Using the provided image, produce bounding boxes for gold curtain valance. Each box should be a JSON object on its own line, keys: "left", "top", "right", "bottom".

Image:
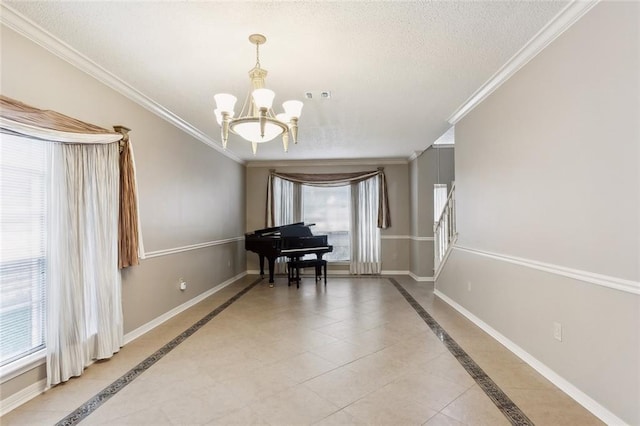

{"left": 271, "top": 170, "right": 380, "bottom": 187}
{"left": 267, "top": 168, "right": 391, "bottom": 229}
{"left": 0, "top": 95, "right": 122, "bottom": 143}
{"left": 0, "top": 95, "right": 140, "bottom": 269}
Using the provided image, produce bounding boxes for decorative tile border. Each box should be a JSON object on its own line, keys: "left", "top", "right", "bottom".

{"left": 54, "top": 277, "right": 263, "bottom": 426}
{"left": 388, "top": 278, "right": 534, "bottom": 426}
{"left": 54, "top": 276, "right": 532, "bottom": 425}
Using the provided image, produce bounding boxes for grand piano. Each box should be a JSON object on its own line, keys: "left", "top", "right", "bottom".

{"left": 245, "top": 222, "right": 333, "bottom": 285}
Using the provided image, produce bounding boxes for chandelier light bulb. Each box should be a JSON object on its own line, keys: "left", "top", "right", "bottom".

{"left": 283, "top": 100, "right": 303, "bottom": 119}
{"left": 214, "top": 93, "right": 237, "bottom": 114}
{"left": 252, "top": 89, "right": 275, "bottom": 110}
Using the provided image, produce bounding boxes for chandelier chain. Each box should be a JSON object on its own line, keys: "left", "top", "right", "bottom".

{"left": 255, "top": 42, "right": 261, "bottom": 69}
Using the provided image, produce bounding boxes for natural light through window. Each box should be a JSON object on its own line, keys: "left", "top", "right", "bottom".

{"left": 302, "top": 185, "right": 350, "bottom": 261}
{"left": 0, "top": 134, "right": 47, "bottom": 368}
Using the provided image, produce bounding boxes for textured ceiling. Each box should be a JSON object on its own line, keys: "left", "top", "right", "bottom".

{"left": 5, "top": 1, "right": 569, "bottom": 162}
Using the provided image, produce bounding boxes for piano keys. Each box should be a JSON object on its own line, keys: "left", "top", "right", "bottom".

{"left": 245, "top": 222, "right": 333, "bottom": 286}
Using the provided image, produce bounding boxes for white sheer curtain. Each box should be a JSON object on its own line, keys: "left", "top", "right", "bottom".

{"left": 271, "top": 176, "right": 302, "bottom": 272}
{"left": 272, "top": 176, "right": 302, "bottom": 227}
{"left": 350, "top": 177, "right": 381, "bottom": 274}
{"left": 46, "top": 142, "right": 123, "bottom": 386}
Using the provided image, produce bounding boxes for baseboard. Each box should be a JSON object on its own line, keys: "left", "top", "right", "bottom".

{"left": 245, "top": 269, "right": 348, "bottom": 277}
{"left": 408, "top": 272, "right": 434, "bottom": 282}
{"left": 123, "top": 271, "right": 246, "bottom": 344}
{"left": 381, "top": 270, "right": 410, "bottom": 276}
{"left": 0, "top": 379, "right": 48, "bottom": 417}
{"left": 0, "top": 273, "right": 247, "bottom": 416}
{"left": 434, "top": 289, "right": 628, "bottom": 426}
{"left": 247, "top": 269, "right": 417, "bottom": 278}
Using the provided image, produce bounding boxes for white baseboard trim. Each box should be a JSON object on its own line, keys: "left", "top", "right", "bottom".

{"left": 123, "top": 271, "right": 246, "bottom": 344}
{"left": 246, "top": 269, "right": 352, "bottom": 277}
{"left": 1, "top": 273, "right": 247, "bottom": 416}
{"left": 381, "top": 270, "right": 410, "bottom": 276}
{"left": 408, "top": 272, "right": 434, "bottom": 282}
{"left": 0, "top": 379, "right": 48, "bottom": 417}
{"left": 380, "top": 235, "right": 435, "bottom": 242}
{"left": 247, "top": 269, "right": 417, "bottom": 278}
{"left": 434, "top": 289, "right": 628, "bottom": 426}
{"left": 454, "top": 245, "right": 640, "bottom": 295}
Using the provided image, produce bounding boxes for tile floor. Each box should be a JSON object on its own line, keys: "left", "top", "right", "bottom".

{"left": 1, "top": 275, "right": 604, "bottom": 425}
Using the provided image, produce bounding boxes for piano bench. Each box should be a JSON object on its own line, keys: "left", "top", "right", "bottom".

{"left": 287, "top": 258, "right": 327, "bottom": 288}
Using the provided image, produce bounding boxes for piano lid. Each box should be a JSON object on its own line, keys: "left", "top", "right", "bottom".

{"left": 247, "top": 222, "right": 315, "bottom": 237}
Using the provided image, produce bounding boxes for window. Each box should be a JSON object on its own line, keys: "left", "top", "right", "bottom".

{"left": 302, "top": 185, "right": 350, "bottom": 261}
{"left": 0, "top": 134, "right": 47, "bottom": 367}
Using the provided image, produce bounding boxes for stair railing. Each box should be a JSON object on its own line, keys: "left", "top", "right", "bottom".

{"left": 434, "top": 183, "right": 457, "bottom": 276}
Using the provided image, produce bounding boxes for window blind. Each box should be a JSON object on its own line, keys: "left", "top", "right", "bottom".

{"left": 0, "top": 134, "right": 47, "bottom": 367}
{"left": 302, "top": 184, "right": 351, "bottom": 261}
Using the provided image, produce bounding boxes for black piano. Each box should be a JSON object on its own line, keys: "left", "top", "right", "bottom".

{"left": 245, "top": 222, "right": 333, "bottom": 285}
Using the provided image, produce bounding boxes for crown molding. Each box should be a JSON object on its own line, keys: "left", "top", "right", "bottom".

{"left": 447, "top": 0, "right": 600, "bottom": 125}
{"left": 409, "top": 144, "right": 455, "bottom": 162}
{"left": 0, "top": 4, "right": 244, "bottom": 165}
{"left": 408, "top": 150, "right": 423, "bottom": 162}
{"left": 246, "top": 157, "right": 408, "bottom": 168}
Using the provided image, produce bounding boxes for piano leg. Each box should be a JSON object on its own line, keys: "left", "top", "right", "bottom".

{"left": 267, "top": 257, "right": 276, "bottom": 287}
{"left": 258, "top": 254, "right": 265, "bottom": 278}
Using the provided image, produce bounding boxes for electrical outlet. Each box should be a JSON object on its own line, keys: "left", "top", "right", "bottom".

{"left": 553, "top": 322, "right": 562, "bottom": 342}
{"left": 179, "top": 278, "right": 187, "bottom": 291}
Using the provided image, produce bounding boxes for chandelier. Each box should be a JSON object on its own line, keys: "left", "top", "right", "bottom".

{"left": 214, "top": 34, "right": 303, "bottom": 155}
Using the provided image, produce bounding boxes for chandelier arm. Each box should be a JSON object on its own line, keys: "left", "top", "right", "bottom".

{"left": 236, "top": 90, "right": 251, "bottom": 119}
{"left": 221, "top": 112, "right": 230, "bottom": 149}
{"left": 259, "top": 108, "right": 267, "bottom": 138}
{"left": 290, "top": 117, "right": 299, "bottom": 144}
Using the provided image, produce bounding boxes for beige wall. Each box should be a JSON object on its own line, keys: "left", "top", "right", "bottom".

{"left": 437, "top": 2, "right": 639, "bottom": 424}
{"left": 245, "top": 162, "right": 410, "bottom": 274}
{"left": 1, "top": 26, "right": 246, "bottom": 400}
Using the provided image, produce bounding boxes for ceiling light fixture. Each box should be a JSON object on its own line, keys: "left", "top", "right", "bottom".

{"left": 214, "top": 34, "right": 303, "bottom": 155}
